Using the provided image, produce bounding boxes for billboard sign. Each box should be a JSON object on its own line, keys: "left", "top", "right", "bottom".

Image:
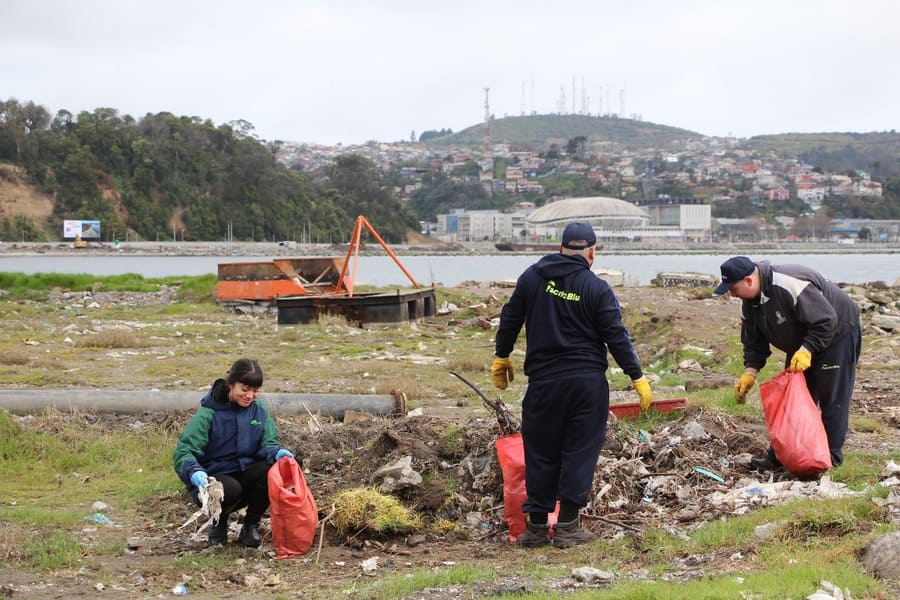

{"left": 63, "top": 220, "right": 101, "bottom": 240}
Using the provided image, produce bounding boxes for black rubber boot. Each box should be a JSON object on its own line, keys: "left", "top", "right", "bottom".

{"left": 750, "top": 452, "right": 783, "bottom": 472}
{"left": 238, "top": 521, "right": 261, "bottom": 548}
{"left": 552, "top": 519, "right": 594, "bottom": 548}
{"left": 207, "top": 514, "right": 229, "bottom": 546}
{"left": 516, "top": 522, "right": 551, "bottom": 547}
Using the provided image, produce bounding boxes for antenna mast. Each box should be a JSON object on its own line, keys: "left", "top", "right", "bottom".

{"left": 530, "top": 77, "right": 535, "bottom": 115}
{"left": 581, "top": 76, "right": 588, "bottom": 114}
{"left": 571, "top": 76, "right": 576, "bottom": 114}
{"left": 483, "top": 86, "right": 492, "bottom": 156}
{"left": 520, "top": 82, "right": 526, "bottom": 116}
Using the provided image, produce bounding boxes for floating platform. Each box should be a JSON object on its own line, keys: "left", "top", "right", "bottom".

{"left": 277, "top": 287, "right": 437, "bottom": 326}
{"left": 216, "top": 256, "right": 346, "bottom": 305}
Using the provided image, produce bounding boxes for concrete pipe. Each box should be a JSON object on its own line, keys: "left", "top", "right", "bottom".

{"left": 0, "top": 389, "right": 407, "bottom": 419}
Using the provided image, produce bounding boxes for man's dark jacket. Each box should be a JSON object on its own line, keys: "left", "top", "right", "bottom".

{"left": 494, "top": 252, "right": 643, "bottom": 381}
{"left": 740, "top": 260, "right": 860, "bottom": 370}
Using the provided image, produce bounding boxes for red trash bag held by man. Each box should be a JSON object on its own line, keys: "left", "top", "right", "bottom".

{"left": 268, "top": 455, "right": 318, "bottom": 558}
{"left": 759, "top": 370, "right": 832, "bottom": 479}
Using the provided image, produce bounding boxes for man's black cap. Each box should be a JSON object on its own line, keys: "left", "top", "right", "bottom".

{"left": 561, "top": 222, "right": 596, "bottom": 250}
{"left": 713, "top": 256, "right": 755, "bottom": 296}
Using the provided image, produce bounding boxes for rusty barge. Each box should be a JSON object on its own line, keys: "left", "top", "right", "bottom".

{"left": 215, "top": 216, "right": 436, "bottom": 326}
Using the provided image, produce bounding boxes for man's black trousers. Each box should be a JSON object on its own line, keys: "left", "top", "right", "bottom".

{"left": 521, "top": 372, "right": 609, "bottom": 515}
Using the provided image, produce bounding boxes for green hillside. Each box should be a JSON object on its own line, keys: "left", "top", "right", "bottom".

{"left": 748, "top": 131, "right": 900, "bottom": 177}
{"left": 426, "top": 114, "right": 702, "bottom": 151}
{"left": 0, "top": 99, "right": 417, "bottom": 243}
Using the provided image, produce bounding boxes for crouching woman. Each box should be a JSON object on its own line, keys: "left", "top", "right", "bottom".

{"left": 173, "top": 358, "right": 294, "bottom": 547}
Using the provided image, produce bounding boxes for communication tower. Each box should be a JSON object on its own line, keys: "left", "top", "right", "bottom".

{"left": 521, "top": 82, "right": 526, "bottom": 116}
{"left": 572, "top": 76, "right": 576, "bottom": 114}
{"left": 531, "top": 77, "right": 536, "bottom": 115}
{"left": 580, "top": 76, "right": 588, "bottom": 115}
{"left": 483, "top": 87, "right": 492, "bottom": 156}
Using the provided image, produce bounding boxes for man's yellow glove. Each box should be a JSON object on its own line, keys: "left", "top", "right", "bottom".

{"left": 632, "top": 376, "right": 652, "bottom": 411}
{"left": 734, "top": 372, "right": 756, "bottom": 404}
{"left": 491, "top": 357, "right": 514, "bottom": 390}
{"left": 789, "top": 347, "right": 812, "bottom": 372}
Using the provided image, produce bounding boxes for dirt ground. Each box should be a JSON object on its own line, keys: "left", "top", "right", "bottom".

{"left": 1, "top": 281, "right": 899, "bottom": 599}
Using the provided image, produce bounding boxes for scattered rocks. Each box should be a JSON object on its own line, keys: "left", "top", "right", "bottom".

{"left": 861, "top": 531, "right": 900, "bottom": 580}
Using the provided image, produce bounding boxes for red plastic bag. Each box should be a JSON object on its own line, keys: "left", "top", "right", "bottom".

{"left": 495, "top": 433, "right": 558, "bottom": 543}
{"left": 268, "top": 456, "right": 318, "bottom": 559}
{"left": 759, "top": 370, "right": 832, "bottom": 479}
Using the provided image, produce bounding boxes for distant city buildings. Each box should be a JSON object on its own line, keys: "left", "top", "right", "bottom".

{"left": 274, "top": 133, "right": 897, "bottom": 243}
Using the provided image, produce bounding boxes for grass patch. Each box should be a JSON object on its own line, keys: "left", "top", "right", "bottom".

{"left": 347, "top": 564, "right": 496, "bottom": 600}
{"left": 851, "top": 415, "right": 886, "bottom": 434}
{"left": 20, "top": 531, "right": 84, "bottom": 570}
{"left": 830, "top": 450, "right": 900, "bottom": 490}
{"left": 439, "top": 425, "right": 465, "bottom": 457}
{"left": 0, "top": 410, "right": 177, "bottom": 510}
{"left": 547, "top": 557, "right": 882, "bottom": 599}
{"left": 0, "top": 272, "right": 166, "bottom": 295}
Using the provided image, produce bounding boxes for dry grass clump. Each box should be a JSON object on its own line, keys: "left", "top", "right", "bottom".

{"left": 72, "top": 329, "right": 141, "bottom": 348}
{"left": 0, "top": 351, "right": 30, "bottom": 365}
{"left": 331, "top": 486, "right": 422, "bottom": 537}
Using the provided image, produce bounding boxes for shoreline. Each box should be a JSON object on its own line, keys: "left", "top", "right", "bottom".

{"left": 2, "top": 240, "right": 898, "bottom": 257}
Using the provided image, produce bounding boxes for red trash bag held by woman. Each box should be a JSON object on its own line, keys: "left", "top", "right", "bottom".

{"left": 759, "top": 370, "right": 832, "bottom": 479}
{"left": 268, "top": 456, "right": 318, "bottom": 559}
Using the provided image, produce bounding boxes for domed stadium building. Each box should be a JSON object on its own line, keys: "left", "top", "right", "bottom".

{"left": 525, "top": 196, "right": 682, "bottom": 241}
{"left": 527, "top": 197, "right": 648, "bottom": 230}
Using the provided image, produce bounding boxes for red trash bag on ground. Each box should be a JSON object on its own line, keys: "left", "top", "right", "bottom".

{"left": 268, "top": 456, "right": 318, "bottom": 559}
{"left": 759, "top": 369, "right": 832, "bottom": 479}
{"left": 495, "top": 433, "right": 558, "bottom": 543}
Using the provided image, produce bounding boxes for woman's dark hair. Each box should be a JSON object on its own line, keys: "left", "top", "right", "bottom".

{"left": 226, "top": 358, "right": 263, "bottom": 388}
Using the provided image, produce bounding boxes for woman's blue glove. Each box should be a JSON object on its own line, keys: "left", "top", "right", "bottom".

{"left": 190, "top": 471, "right": 209, "bottom": 488}
{"left": 275, "top": 449, "right": 294, "bottom": 460}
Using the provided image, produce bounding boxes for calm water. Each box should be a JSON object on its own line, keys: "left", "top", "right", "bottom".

{"left": 1, "top": 253, "right": 897, "bottom": 286}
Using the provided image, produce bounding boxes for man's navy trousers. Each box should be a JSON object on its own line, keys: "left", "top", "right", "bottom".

{"left": 770, "top": 323, "right": 862, "bottom": 468}
{"left": 800, "top": 323, "right": 861, "bottom": 467}
{"left": 521, "top": 372, "right": 608, "bottom": 515}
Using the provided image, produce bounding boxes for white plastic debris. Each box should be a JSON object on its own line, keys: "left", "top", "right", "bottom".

{"left": 360, "top": 556, "right": 379, "bottom": 574}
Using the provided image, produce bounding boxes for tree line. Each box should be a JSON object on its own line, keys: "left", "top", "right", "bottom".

{"left": 0, "top": 99, "right": 418, "bottom": 243}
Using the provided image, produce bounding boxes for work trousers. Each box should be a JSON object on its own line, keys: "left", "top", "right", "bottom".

{"left": 521, "top": 372, "right": 608, "bottom": 514}
{"left": 775, "top": 324, "right": 861, "bottom": 467}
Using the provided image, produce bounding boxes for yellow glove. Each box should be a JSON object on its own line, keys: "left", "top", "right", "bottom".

{"left": 632, "top": 376, "right": 652, "bottom": 411}
{"left": 734, "top": 372, "right": 756, "bottom": 404}
{"left": 789, "top": 347, "right": 812, "bottom": 372}
{"left": 491, "top": 357, "right": 514, "bottom": 390}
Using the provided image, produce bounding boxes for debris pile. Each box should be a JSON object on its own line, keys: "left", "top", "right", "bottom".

{"left": 276, "top": 406, "right": 900, "bottom": 543}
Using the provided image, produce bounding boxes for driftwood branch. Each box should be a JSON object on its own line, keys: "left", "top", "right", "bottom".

{"left": 449, "top": 371, "right": 519, "bottom": 435}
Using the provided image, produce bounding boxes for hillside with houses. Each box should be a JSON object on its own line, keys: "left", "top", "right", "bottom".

{"left": 276, "top": 115, "right": 900, "bottom": 244}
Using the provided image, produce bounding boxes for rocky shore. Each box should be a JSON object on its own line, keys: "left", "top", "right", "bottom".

{"left": 2, "top": 239, "right": 898, "bottom": 257}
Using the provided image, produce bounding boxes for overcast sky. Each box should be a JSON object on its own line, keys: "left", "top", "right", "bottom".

{"left": 3, "top": 1, "right": 898, "bottom": 145}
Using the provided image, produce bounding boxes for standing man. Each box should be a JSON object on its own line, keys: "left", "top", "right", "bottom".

{"left": 713, "top": 256, "right": 861, "bottom": 470}
{"left": 491, "top": 222, "right": 652, "bottom": 548}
